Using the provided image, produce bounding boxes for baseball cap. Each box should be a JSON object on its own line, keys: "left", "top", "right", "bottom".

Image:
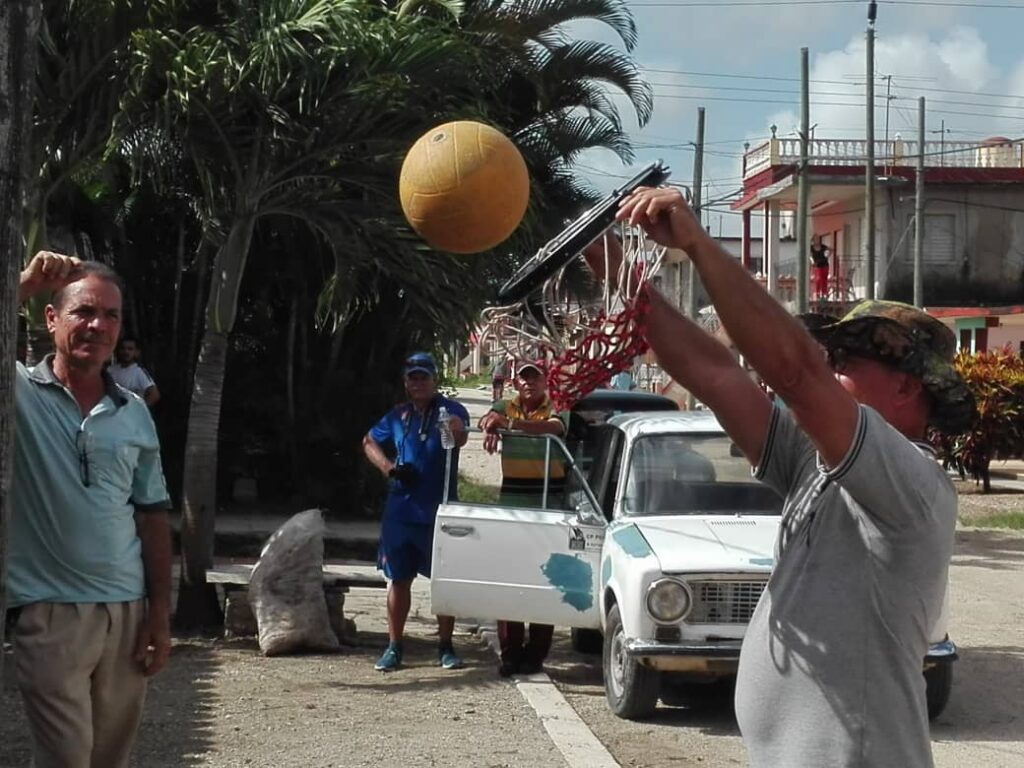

{"left": 516, "top": 359, "right": 546, "bottom": 377}
{"left": 403, "top": 351, "right": 437, "bottom": 377}
{"left": 805, "top": 300, "right": 975, "bottom": 433}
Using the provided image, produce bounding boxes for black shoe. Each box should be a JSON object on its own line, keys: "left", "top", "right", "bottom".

{"left": 518, "top": 660, "right": 544, "bottom": 675}
{"left": 498, "top": 660, "right": 520, "bottom": 678}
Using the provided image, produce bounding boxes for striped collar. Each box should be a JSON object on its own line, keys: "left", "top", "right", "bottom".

{"left": 27, "top": 354, "right": 127, "bottom": 408}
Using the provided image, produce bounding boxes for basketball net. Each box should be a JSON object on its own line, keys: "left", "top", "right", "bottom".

{"left": 480, "top": 224, "right": 666, "bottom": 411}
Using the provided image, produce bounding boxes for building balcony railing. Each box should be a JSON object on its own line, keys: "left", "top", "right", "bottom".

{"left": 743, "top": 137, "right": 1024, "bottom": 180}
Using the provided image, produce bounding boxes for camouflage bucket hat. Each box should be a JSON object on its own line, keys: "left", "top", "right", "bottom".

{"left": 807, "top": 300, "right": 976, "bottom": 433}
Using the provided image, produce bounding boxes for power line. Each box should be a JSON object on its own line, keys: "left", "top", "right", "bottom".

{"left": 641, "top": 67, "right": 1024, "bottom": 100}
{"left": 648, "top": 91, "right": 1024, "bottom": 123}
{"left": 646, "top": 81, "right": 1024, "bottom": 113}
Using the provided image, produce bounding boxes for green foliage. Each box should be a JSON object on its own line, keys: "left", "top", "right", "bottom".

{"left": 456, "top": 474, "right": 500, "bottom": 504}
{"left": 931, "top": 347, "right": 1024, "bottom": 493}
{"left": 32, "top": 0, "right": 653, "bottom": 515}
{"left": 959, "top": 511, "right": 1024, "bottom": 530}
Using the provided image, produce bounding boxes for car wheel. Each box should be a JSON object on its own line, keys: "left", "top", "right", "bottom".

{"left": 571, "top": 627, "right": 603, "bottom": 655}
{"left": 603, "top": 604, "right": 660, "bottom": 719}
{"left": 924, "top": 661, "right": 953, "bottom": 720}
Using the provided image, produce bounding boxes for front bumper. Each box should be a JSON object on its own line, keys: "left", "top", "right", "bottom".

{"left": 624, "top": 638, "right": 743, "bottom": 673}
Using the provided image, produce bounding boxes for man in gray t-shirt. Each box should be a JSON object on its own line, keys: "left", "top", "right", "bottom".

{"left": 585, "top": 188, "right": 975, "bottom": 767}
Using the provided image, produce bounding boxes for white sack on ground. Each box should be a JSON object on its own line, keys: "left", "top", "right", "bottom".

{"left": 249, "top": 508, "right": 340, "bottom": 656}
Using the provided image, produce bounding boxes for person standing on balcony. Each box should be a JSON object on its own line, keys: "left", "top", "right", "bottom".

{"left": 810, "top": 234, "right": 831, "bottom": 300}
{"left": 585, "top": 186, "right": 975, "bottom": 768}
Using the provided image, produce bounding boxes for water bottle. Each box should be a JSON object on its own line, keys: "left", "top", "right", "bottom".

{"left": 437, "top": 406, "right": 455, "bottom": 450}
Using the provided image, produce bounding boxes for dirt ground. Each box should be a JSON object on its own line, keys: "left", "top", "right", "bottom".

{"left": 2, "top": 387, "right": 1021, "bottom": 767}
{"left": 1, "top": 583, "right": 563, "bottom": 768}
{"left": 3, "top": 519, "right": 1022, "bottom": 768}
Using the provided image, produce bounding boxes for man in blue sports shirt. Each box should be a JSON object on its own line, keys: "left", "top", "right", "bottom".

{"left": 362, "top": 352, "right": 470, "bottom": 671}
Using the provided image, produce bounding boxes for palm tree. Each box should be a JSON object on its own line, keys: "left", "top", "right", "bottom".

{"left": 0, "top": 0, "right": 41, "bottom": 675}
{"left": 116, "top": 0, "right": 503, "bottom": 626}
{"left": 118, "top": 0, "right": 652, "bottom": 627}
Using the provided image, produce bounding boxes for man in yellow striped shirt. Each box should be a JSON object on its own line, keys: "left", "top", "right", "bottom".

{"left": 479, "top": 361, "right": 568, "bottom": 675}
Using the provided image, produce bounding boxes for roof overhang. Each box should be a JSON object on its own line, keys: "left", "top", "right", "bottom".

{"left": 731, "top": 170, "right": 907, "bottom": 212}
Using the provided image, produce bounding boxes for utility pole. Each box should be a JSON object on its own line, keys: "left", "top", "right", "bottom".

{"left": 687, "top": 106, "right": 705, "bottom": 410}
{"left": 797, "top": 47, "right": 810, "bottom": 313}
{"left": 864, "top": 0, "right": 877, "bottom": 299}
{"left": 914, "top": 97, "right": 925, "bottom": 307}
{"left": 930, "top": 119, "right": 949, "bottom": 166}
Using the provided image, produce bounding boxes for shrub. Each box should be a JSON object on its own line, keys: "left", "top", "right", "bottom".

{"left": 931, "top": 347, "right": 1024, "bottom": 492}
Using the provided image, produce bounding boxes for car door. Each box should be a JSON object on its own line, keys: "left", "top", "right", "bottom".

{"left": 431, "top": 434, "right": 605, "bottom": 629}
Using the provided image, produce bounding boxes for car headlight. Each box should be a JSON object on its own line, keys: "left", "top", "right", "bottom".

{"left": 645, "top": 578, "right": 691, "bottom": 623}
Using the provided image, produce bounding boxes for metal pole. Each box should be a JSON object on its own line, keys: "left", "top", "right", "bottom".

{"left": 797, "top": 47, "right": 810, "bottom": 313}
{"left": 865, "top": 2, "right": 877, "bottom": 299}
{"left": 940, "top": 119, "right": 945, "bottom": 167}
{"left": 687, "top": 107, "right": 705, "bottom": 410}
{"left": 914, "top": 97, "right": 925, "bottom": 308}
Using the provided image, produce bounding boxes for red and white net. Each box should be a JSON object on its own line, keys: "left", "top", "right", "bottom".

{"left": 479, "top": 225, "right": 666, "bottom": 411}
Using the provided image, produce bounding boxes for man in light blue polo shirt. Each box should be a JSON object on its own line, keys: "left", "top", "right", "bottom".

{"left": 10, "top": 252, "right": 173, "bottom": 768}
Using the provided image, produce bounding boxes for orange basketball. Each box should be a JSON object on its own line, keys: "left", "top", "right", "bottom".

{"left": 399, "top": 121, "right": 530, "bottom": 254}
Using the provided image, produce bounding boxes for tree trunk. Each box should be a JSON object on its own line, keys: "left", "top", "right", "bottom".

{"left": 175, "top": 212, "right": 256, "bottom": 630}
{"left": 285, "top": 289, "right": 300, "bottom": 485}
{"left": 0, "top": 0, "right": 41, "bottom": 675}
{"left": 169, "top": 217, "right": 186, "bottom": 361}
{"left": 174, "top": 328, "right": 229, "bottom": 629}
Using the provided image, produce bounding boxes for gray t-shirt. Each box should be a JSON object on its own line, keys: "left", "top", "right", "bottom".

{"left": 735, "top": 404, "right": 955, "bottom": 768}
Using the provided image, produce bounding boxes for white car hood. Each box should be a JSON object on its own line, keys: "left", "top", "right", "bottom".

{"left": 632, "top": 516, "right": 780, "bottom": 573}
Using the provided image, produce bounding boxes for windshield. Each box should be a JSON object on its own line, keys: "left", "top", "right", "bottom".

{"left": 622, "top": 434, "right": 782, "bottom": 517}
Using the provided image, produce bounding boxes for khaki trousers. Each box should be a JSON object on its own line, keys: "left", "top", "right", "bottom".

{"left": 14, "top": 601, "right": 148, "bottom": 768}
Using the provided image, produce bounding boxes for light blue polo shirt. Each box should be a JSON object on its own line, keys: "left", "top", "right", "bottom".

{"left": 8, "top": 355, "right": 171, "bottom": 607}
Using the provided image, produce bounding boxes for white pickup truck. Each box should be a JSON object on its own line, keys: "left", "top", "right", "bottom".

{"left": 430, "top": 409, "right": 956, "bottom": 720}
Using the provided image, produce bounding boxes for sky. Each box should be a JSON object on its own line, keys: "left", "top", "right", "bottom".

{"left": 570, "top": 0, "right": 1024, "bottom": 236}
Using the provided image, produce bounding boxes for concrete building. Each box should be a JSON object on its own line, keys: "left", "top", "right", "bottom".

{"left": 733, "top": 132, "right": 1024, "bottom": 351}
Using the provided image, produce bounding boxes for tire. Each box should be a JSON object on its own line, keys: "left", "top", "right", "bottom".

{"left": 603, "top": 604, "right": 660, "bottom": 719}
{"left": 571, "top": 627, "right": 603, "bottom": 655}
{"left": 924, "top": 661, "right": 953, "bottom": 720}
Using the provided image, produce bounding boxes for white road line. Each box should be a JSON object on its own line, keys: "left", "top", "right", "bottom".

{"left": 480, "top": 627, "right": 621, "bottom": 768}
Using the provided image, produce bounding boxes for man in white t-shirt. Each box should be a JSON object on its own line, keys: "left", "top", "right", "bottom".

{"left": 109, "top": 335, "right": 160, "bottom": 407}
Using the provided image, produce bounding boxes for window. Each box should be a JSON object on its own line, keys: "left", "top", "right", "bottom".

{"left": 621, "top": 434, "right": 783, "bottom": 517}
{"left": 905, "top": 213, "right": 956, "bottom": 262}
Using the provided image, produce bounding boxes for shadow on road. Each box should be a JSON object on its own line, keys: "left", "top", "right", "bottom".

{"left": 131, "top": 639, "right": 220, "bottom": 766}
{"left": 931, "top": 644, "right": 1024, "bottom": 742}
{"left": 1, "top": 638, "right": 219, "bottom": 768}
{"left": 953, "top": 530, "right": 1024, "bottom": 571}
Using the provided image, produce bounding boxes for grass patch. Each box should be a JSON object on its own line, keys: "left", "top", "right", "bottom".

{"left": 959, "top": 511, "right": 1024, "bottom": 530}
{"left": 457, "top": 473, "right": 500, "bottom": 504}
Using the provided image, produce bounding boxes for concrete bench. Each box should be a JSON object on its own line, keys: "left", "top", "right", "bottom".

{"left": 208, "top": 562, "right": 386, "bottom": 641}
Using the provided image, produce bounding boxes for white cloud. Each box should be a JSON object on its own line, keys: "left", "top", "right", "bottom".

{"left": 766, "top": 27, "right": 1024, "bottom": 142}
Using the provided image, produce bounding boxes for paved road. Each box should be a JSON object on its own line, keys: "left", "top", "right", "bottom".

{"left": 531, "top": 528, "right": 1024, "bottom": 768}
{"left": 451, "top": 387, "right": 1024, "bottom": 768}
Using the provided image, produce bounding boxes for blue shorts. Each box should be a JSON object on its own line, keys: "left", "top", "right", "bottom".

{"left": 377, "top": 518, "right": 434, "bottom": 581}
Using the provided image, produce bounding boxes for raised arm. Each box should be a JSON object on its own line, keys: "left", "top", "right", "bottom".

{"left": 18, "top": 251, "right": 82, "bottom": 304}
{"left": 618, "top": 187, "right": 859, "bottom": 468}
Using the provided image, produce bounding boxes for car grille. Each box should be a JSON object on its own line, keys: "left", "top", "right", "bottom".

{"left": 687, "top": 580, "right": 766, "bottom": 624}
